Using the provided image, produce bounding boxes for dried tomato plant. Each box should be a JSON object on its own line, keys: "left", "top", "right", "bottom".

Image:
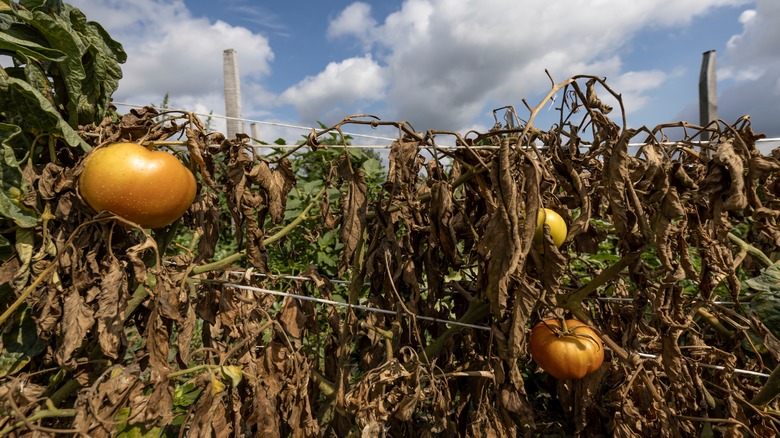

{"left": 1, "top": 73, "right": 780, "bottom": 438}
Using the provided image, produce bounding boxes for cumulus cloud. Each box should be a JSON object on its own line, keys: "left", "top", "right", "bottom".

{"left": 280, "top": 56, "right": 387, "bottom": 124}
{"left": 327, "top": 2, "right": 376, "bottom": 47}
{"left": 319, "top": 0, "right": 746, "bottom": 130}
{"left": 715, "top": 0, "right": 780, "bottom": 136}
{"left": 68, "top": 0, "right": 274, "bottom": 114}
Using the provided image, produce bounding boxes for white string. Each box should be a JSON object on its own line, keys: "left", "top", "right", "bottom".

{"left": 112, "top": 101, "right": 780, "bottom": 150}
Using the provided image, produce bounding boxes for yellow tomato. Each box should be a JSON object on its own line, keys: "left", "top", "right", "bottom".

{"left": 534, "top": 208, "right": 567, "bottom": 251}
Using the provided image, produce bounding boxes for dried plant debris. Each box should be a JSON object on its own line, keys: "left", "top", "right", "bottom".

{"left": 1, "top": 74, "right": 779, "bottom": 437}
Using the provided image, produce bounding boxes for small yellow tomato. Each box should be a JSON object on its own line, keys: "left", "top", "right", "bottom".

{"left": 534, "top": 208, "right": 567, "bottom": 251}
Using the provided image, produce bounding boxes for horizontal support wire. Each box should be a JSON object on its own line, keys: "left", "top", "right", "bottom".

{"left": 203, "top": 279, "right": 492, "bottom": 332}
{"left": 190, "top": 273, "right": 770, "bottom": 378}
{"left": 229, "top": 270, "right": 739, "bottom": 306}
{"left": 112, "top": 101, "right": 780, "bottom": 150}
{"left": 609, "top": 349, "right": 770, "bottom": 378}
{"left": 112, "top": 102, "right": 398, "bottom": 142}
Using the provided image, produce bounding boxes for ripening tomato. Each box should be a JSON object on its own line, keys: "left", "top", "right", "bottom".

{"left": 79, "top": 142, "right": 197, "bottom": 229}
{"left": 534, "top": 208, "right": 567, "bottom": 251}
{"left": 529, "top": 319, "right": 604, "bottom": 380}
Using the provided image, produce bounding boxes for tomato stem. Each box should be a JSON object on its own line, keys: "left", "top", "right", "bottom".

{"left": 559, "top": 317, "right": 569, "bottom": 334}
{"left": 558, "top": 251, "right": 639, "bottom": 309}
{"left": 191, "top": 186, "right": 326, "bottom": 275}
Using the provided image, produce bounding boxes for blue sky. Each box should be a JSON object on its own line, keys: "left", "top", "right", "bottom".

{"left": 67, "top": 0, "right": 780, "bottom": 144}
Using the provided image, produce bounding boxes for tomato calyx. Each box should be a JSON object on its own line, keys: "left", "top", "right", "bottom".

{"left": 539, "top": 317, "right": 602, "bottom": 352}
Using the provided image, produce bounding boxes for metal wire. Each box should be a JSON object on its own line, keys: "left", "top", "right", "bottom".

{"left": 211, "top": 280, "right": 493, "bottom": 332}
{"left": 111, "top": 101, "right": 780, "bottom": 150}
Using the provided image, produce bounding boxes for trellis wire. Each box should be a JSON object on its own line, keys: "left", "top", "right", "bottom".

{"left": 194, "top": 278, "right": 771, "bottom": 379}
{"left": 112, "top": 102, "right": 398, "bottom": 143}
{"left": 206, "top": 280, "right": 492, "bottom": 332}
{"left": 227, "top": 270, "right": 740, "bottom": 306}
{"left": 112, "top": 102, "right": 780, "bottom": 150}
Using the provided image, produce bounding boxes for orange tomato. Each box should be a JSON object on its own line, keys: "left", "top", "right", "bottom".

{"left": 79, "top": 142, "right": 197, "bottom": 229}
{"left": 529, "top": 319, "right": 604, "bottom": 380}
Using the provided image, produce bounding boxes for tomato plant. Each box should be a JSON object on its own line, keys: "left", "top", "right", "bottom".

{"left": 534, "top": 208, "right": 567, "bottom": 251}
{"left": 529, "top": 319, "right": 604, "bottom": 380}
{"left": 78, "top": 142, "right": 197, "bottom": 228}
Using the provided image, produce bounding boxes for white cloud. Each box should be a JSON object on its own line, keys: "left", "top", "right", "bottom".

{"left": 738, "top": 8, "right": 757, "bottom": 24}
{"left": 280, "top": 56, "right": 387, "bottom": 124}
{"left": 724, "top": 1, "right": 780, "bottom": 67}
{"left": 314, "top": 0, "right": 746, "bottom": 131}
{"left": 69, "top": 0, "right": 274, "bottom": 115}
{"left": 327, "top": 2, "right": 377, "bottom": 47}
{"left": 717, "top": 0, "right": 780, "bottom": 135}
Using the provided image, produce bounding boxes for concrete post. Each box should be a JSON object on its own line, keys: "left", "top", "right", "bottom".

{"left": 699, "top": 50, "right": 717, "bottom": 142}
{"left": 223, "top": 49, "right": 243, "bottom": 139}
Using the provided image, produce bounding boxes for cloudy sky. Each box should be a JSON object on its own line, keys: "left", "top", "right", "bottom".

{"left": 66, "top": 0, "right": 779, "bottom": 144}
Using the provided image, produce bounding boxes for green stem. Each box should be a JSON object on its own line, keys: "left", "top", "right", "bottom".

{"left": 750, "top": 362, "right": 780, "bottom": 406}
{"left": 558, "top": 251, "right": 640, "bottom": 310}
{"left": 560, "top": 317, "right": 569, "bottom": 333}
{"left": 167, "top": 364, "right": 219, "bottom": 380}
{"left": 48, "top": 379, "right": 82, "bottom": 408}
{"left": 728, "top": 232, "right": 773, "bottom": 268}
{"left": 0, "top": 408, "right": 77, "bottom": 437}
{"left": 696, "top": 308, "right": 734, "bottom": 337}
{"left": 423, "top": 299, "right": 491, "bottom": 361}
{"left": 190, "top": 249, "right": 247, "bottom": 276}
{"left": 191, "top": 186, "right": 326, "bottom": 275}
{"left": 311, "top": 370, "right": 335, "bottom": 398}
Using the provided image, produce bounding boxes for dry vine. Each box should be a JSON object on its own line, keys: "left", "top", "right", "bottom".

{"left": 1, "top": 74, "right": 779, "bottom": 437}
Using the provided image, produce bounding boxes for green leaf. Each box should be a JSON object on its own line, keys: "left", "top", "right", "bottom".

{"left": 0, "top": 71, "right": 88, "bottom": 152}
{"left": 13, "top": 227, "right": 34, "bottom": 287}
{"left": 26, "top": 9, "right": 86, "bottom": 126}
{"left": 65, "top": 4, "right": 125, "bottom": 124}
{"left": 744, "top": 263, "right": 780, "bottom": 340}
{"left": 173, "top": 381, "right": 203, "bottom": 409}
{"left": 744, "top": 263, "right": 780, "bottom": 295}
{"left": 6, "top": 1, "right": 125, "bottom": 126}
{"left": 0, "top": 122, "right": 38, "bottom": 228}
{"left": 0, "top": 18, "right": 67, "bottom": 61}
{"left": 115, "top": 407, "right": 163, "bottom": 438}
{"left": 220, "top": 365, "right": 243, "bottom": 387}
{"left": 0, "top": 305, "right": 47, "bottom": 377}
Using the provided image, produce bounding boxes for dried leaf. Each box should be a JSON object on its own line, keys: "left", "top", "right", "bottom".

{"left": 477, "top": 143, "right": 523, "bottom": 315}
{"left": 248, "top": 159, "right": 296, "bottom": 224}
{"left": 94, "top": 258, "right": 128, "bottom": 359}
{"left": 337, "top": 155, "right": 367, "bottom": 275}
{"left": 55, "top": 290, "right": 95, "bottom": 369}
{"left": 712, "top": 139, "right": 747, "bottom": 211}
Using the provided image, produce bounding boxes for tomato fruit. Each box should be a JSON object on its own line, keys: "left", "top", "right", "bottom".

{"left": 529, "top": 319, "right": 604, "bottom": 380}
{"left": 534, "top": 208, "right": 567, "bottom": 251}
{"left": 79, "top": 142, "right": 197, "bottom": 229}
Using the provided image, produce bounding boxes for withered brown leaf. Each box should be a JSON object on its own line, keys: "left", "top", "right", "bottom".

{"left": 337, "top": 155, "right": 368, "bottom": 276}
